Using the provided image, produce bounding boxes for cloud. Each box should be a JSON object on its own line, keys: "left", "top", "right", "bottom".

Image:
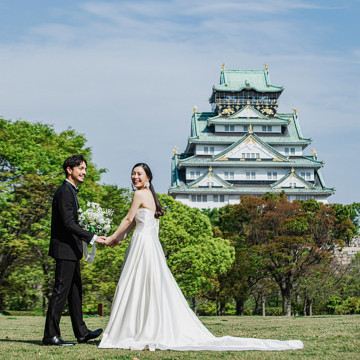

{"left": 0, "top": 0, "right": 358, "bottom": 203}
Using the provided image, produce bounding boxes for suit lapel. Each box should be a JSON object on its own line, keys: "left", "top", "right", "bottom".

{"left": 64, "top": 180, "right": 79, "bottom": 210}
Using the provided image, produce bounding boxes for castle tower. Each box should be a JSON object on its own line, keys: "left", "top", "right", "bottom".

{"left": 169, "top": 66, "right": 334, "bottom": 208}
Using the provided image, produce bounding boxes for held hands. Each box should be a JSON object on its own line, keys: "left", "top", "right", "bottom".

{"left": 95, "top": 236, "right": 107, "bottom": 244}
{"left": 95, "top": 235, "right": 121, "bottom": 248}
{"left": 104, "top": 236, "right": 121, "bottom": 248}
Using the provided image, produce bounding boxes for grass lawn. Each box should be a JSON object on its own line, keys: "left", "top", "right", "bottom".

{"left": 0, "top": 314, "right": 359, "bottom": 359}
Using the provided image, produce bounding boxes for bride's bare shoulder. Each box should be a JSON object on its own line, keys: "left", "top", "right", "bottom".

{"left": 133, "top": 189, "right": 151, "bottom": 199}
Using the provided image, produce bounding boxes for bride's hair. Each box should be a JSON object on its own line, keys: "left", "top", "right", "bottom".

{"left": 132, "top": 163, "right": 164, "bottom": 219}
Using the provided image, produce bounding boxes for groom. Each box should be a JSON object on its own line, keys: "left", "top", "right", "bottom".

{"left": 43, "top": 155, "right": 105, "bottom": 346}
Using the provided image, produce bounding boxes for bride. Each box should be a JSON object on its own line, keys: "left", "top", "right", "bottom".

{"left": 98, "top": 163, "right": 303, "bottom": 352}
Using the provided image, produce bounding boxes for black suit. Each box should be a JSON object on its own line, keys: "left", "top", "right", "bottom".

{"left": 44, "top": 180, "right": 94, "bottom": 339}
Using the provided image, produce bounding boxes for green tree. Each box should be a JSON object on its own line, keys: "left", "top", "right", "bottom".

{"left": 0, "top": 119, "right": 104, "bottom": 312}
{"left": 158, "top": 195, "right": 235, "bottom": 312}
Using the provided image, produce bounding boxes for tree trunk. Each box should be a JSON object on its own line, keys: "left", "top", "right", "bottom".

{"left": 215, "top": 301, "right": 220, "bottom": 316}
{"left": 281, "top": 287, "right": 292, "bottom": 316}
{"left": 192, "top": 296, "right": 197, "bottom": 315}
{"left": 302, "top": 293, "right": 307, "bottom": 316}
{"left": 236, "top": 299, "right": 245, "bottom": 315}
{"left": 0, "top": 292, "right": 3, "bottom": 314}
{"left": 220, "top": 301, "right": 226, "bottom": 316}
{"left": 295, "top": 293, "right": 300, "bottom": 316}
{"left": 261, "top": 295, "right": 266, "bottom": 317}
{"left": 307, "top": 299, "right": 313, "bottom": 316}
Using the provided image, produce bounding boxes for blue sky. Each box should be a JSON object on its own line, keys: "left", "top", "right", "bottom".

{"left": 0, "top": 0, "right": 359, "bottom": 204}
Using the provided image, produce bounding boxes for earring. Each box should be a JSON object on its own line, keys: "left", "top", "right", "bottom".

{"left": 145, "top": 181, "right": 150, "bottom": 188}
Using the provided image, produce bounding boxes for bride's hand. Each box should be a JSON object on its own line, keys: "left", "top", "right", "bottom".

{"left": 105, "top": 236, "right": 121, "bottom": 248}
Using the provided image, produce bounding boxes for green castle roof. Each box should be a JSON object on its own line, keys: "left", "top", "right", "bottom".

{"left": 213, "top": 69, "right": 284, "bottom": 93}
{"left": 169, "top": 186, "right": 334, "bottom": 196}
{"left": 186, "top": 110, "right": 311, "bottom": 153}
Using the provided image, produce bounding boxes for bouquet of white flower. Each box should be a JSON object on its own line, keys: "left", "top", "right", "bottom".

{"left": 79, "top": 202, "right": 114, "bottom": 236}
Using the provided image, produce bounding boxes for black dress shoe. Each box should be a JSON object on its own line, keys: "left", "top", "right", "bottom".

{"left": 77, "top": 328, "right": 103, "bottom": 343}
{"left": 42, "top": 336, "right": 75, "bottom": 346}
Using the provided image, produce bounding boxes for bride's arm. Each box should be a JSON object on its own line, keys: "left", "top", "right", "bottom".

{"left": 105, "top": 191, "right": 143, "bottom": 245}
{"left": 106, "top": 220, "right": 136, "bottom": 248}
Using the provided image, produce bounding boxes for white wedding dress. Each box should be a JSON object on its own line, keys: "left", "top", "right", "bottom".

{"left": 99, "top": 208, "right": 303, "bottom": 351}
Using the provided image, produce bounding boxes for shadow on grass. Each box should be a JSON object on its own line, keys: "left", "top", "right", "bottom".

{"left": 0, "top": 339, "right": 43, "bottom": 345}
{"left": 0, "top": 339, "right": 102, "bottom": 346}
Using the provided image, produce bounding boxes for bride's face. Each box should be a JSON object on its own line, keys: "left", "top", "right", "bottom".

{"left": 131, "top": 166, "right": 150, "bottom": 189}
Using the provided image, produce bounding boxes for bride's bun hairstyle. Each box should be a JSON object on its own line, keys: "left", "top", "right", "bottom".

{"left": 132, "top": 163, "right": 164, "bottom": 219}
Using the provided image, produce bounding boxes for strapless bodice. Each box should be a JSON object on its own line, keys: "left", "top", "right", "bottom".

{"left": 134, "top": 207, "right": 158, "bottom": 232}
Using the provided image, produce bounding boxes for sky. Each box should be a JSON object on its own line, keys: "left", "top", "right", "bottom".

{"left": 0, "top": 0, "right": 359, "bottom": 204}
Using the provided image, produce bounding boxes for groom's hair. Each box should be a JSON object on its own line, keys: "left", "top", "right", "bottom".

{"left": 63, "top": 155, "right": 87, "bottom": 177}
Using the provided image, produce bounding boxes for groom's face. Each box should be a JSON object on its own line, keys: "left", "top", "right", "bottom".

{"left": 67, "top": 161, "right": 87, "bottom": 185}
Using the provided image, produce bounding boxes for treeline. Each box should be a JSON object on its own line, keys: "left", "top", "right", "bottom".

{"left": 202, "top": 197, "right": 359, "bottom": 316}
{"left": 1, "top": 119, "right": 359, "bottom": 316}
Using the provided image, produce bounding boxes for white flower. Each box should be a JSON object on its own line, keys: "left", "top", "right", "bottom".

{"left": 78, "top": 202, "right": 114, "bottom": 235}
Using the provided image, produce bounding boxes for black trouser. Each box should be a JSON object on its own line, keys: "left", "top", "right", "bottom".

{"left": 44, "top": 259, "right": 88, "bottom": 339}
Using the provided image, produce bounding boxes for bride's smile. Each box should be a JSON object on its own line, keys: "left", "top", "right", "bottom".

{"left": 131, "top": 166, "right": 150, "bottom": 190}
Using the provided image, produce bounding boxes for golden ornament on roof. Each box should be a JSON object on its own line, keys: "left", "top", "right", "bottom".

{"left": 173, "top": 146, "right": 178, "bottom": 155}
{"left": 193, "top": 106, "right": 197, "bottom": 113}
{"left": 221, "top": 62, "right": 226, "bottom": 71}
{"left": 264, "top": 63, "right": 268, "bottom": 70}
{"left": 209, "top": 166, "right": 212, "bottom": 172}
{"left": 293, "top": 107, "right": 297, "bottom": 115}
{"left": 291, "top": 167, "right": 295, "bottom": 173}
{"left": 312, "top": 148, "right": 317, "bottom": 156}
{"left": 249, "top": 124, "right": 253, "bottom": 134}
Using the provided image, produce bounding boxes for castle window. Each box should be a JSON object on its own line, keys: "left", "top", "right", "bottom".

{"left": 306, "top": 172, "right": 311, "bottom": 180}
{"left": 243, "top": 125, "right": 248, "bottom": 131}
{"left": 210, "top": 147, "right": 214, "bottom": 154}
{"left": 220, "top": 195, "right": 225, "bottom": 202}
{"left": 190, "top": 171, "right": 195, "bottom": 179}
{"left": 196, "top": 171, "right": 200, "bottom": 178}
{"left": 225, "top": 125, "right": 235, "bottom": 132}
{"left": 225, "top": 171, "right": 234, "bottom": 180}
{"left": 285, "top": 148, "right": 289, "bottom": 155}
{"left": 246, "top": 172, "right": 256, "bottom": 180}
{"left": 267, "top": 172, "right": 272, "bottom": 179}
{"left": 291, "top": 148, "right": 295, "bottom": 155}
{"left": 213, "top": 195, "right": 218, "bottom": 202}
{"left": 191, "top": 195, "right": 206, "bottom": 203}
{"left": 273, "top": 172, "right": 277, "bottom": 179}
{"left": 204, "top": 147, "right": 208, "bottom": 154}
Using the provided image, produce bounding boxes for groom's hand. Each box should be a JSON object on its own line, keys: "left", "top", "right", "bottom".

{"left": 95, "top": 236, "right": 107, "bottom": 244}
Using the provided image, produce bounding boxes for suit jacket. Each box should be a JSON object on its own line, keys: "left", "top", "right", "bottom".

{"left": 49, "top": 180, "right": 94, "bottom": 260}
